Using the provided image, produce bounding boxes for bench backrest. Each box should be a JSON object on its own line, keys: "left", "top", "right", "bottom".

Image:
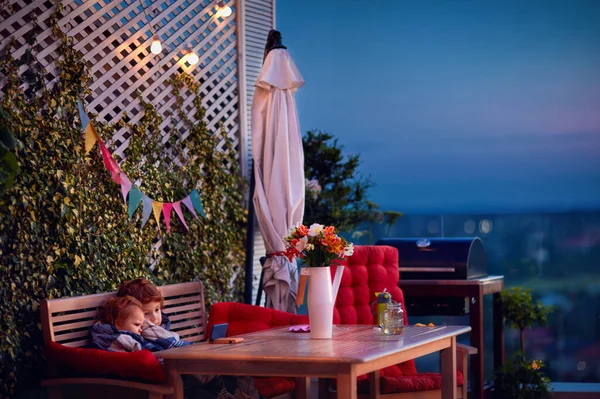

{"left": 40, "top": 281, "right": 206, "bottom": 347}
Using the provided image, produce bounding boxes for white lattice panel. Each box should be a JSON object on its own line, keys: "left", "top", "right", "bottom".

{"left": 0, "top": 0, "right": 243, "bottom": 161}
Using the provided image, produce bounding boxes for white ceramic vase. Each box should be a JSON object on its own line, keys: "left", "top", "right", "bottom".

{"left": 307, "top": 265, "right": 344, "bottom": 339}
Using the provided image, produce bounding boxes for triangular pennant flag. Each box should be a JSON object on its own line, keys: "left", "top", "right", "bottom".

{"left": 152, "top": 201, "right": 163, "bottom": 228}
{"left": 98, "top": 140, "right": 117, "bottom": 172}
{"left": 140, "top": 195, "right": 153, "bottom": 229}
{"left": 189, "top": 189, "right": 206, "bottom": 217}
{"left": 111, "top": 170, "right": 125, "bottom": 185}
{"left": 120, "top": 174, "right": 132, "bottom": 204}
{"left": 84, "top": 123, "right": 99, "bottom": 154}
{"left": 78, "top": 99, "right": 89, "bottom": 131}
{"left": 127, "top": 187, "right": 143, "bottom": 219}
{"left": 172, "top": 201, "right": 189, "bottom": 231}
{"left": 182, "top": 195, "right": 198, "bottom": 219}
{"left": 162, "top": 203, "right": 173, "bottom": 234}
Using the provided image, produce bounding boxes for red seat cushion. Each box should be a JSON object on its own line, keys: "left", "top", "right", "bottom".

{"left": 254, "top": 376, "right": 296, "bottom": 398}
{"left": 357, "top": 370, "right": 464, "bottom": 394}
{"left": 43, "top": 340, "right": 167, "bottom": 383}
{"left": 207, "top": 302, "right": 309, "bottom": 398}
{"left": 332, "top": 245, "right": 418, "bottom": 377}
{"left": 332, "top": 245, "right": 464, "bottom": 392}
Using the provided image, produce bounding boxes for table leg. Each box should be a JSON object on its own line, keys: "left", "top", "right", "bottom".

{"left": 469, "top": 287, "right": 484, "bottom": 399}
{"left": 368, "top": 371, "right": 380, "bottom": 399}
{"left": 493, "top": 292, "right": 505, "bottom": 369}
{"left": 165, "top": 361, "right": 184, "bottom": 399}
{"left": 337, "top": 371, "right": 357, "bottom": 399}
{"left": 441, "top": 337, "right": 457, "bottom": 399}
{"left": 294, "top": 377, "right": 310, "bottom": 399}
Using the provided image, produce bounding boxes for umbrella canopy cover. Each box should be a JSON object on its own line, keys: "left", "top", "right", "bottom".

{"left": 251, "top": 48, "right": 305, "bottom": 312}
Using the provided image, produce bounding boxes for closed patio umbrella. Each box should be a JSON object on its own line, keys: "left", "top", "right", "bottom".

{"left": 251, "top": 30, "right": 305, "bottom": 312}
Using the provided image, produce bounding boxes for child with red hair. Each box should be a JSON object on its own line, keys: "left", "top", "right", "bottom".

{"left": 117, "top": 278, "right": 262, "bottom": 399}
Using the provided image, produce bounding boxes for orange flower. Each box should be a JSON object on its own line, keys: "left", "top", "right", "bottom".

{"left": 532, "top": 361, "right": 541, "bottom": 370}
{"left": 323, "top": 226, "right": 335, "bottom": 236}
{"left": 297, "top": 224, "right": 309, "bottom": 236}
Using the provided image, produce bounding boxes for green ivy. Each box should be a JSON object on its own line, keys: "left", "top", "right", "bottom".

{"left": 0, "top": 3, "right": 247, "bottom": 397}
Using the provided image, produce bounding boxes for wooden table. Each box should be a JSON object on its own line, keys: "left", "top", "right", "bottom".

{"left": 156, "top": 324, "right": 471, "bottom": 399}
{"left": 399, "top": 275, "right": 505, "bottom": 399}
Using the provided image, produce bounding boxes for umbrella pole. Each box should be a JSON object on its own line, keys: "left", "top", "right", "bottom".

{"left": 244, "top": 160, "right": 256, "bottom": 305}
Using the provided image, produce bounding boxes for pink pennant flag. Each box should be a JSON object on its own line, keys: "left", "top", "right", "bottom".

{"left": 98, "top": 139, "right": 118, "bottom": 173}
{"left": 172, "top": 201, "right": 189, "bottom": 231}
{"left": 162, "top": 203, "right": 173, "bottom": 234}
{"left": 181, "top": 195, "right": 198, "bottom": 219}
{"left": 120, "top": 174, "right": 132, "bottom": 204}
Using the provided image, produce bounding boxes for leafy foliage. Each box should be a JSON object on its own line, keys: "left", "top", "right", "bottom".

{"left": 493, "top": 353, "right": 552, "bottom": 399}
{"left": 500, "top": 287, "right": 552, "bottom": 352}
{"left": 0, "top": 6, "right": 246, "bottom": 397}
{"left": 302, "top": 130, "right": 374, "bottom": 231}
{"left": 493, "top": 288, "right": 553, "bottom": 398}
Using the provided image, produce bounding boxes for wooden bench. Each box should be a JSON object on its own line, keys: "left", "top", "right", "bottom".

{"left": 40, "top": 281, "right": 206, "bottom": 399}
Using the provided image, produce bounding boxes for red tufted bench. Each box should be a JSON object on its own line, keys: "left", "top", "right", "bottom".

{"left": 207, "top": 302, "right": 310, "bottom": 398}
{"left": 331, "top": 245, "right": 476, "bottom": 399}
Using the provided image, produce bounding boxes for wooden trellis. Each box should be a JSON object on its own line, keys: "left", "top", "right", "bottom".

{"left": 0, "top": 0, "right": 268, "bottom": 169}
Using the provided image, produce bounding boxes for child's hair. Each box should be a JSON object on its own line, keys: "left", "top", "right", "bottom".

{"left": 98, "top": 296, "right": 143, "bottom": 326}
{"left": 117, "top": 278, "right": 164, "bottom": 307}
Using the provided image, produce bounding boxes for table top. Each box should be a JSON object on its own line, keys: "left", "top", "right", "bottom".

{"left": 155, "top": 325, "right": 471, "bottom": 364}
{"left": 398, "top": 275, "right": 504, "bottom": 286}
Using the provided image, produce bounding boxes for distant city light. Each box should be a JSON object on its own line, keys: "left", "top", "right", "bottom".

{"left": 464, "top": 219, "right": 476, "bottom": 234}
{"left": 427, "top": 221, "right": 439, "bottom": 235}
{"left": 479, "top": 219, "right": 493, "bottom": 234}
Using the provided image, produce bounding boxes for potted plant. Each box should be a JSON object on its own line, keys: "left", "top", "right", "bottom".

{"left": 493, "top": 287, "right": 553, "bottom": 399}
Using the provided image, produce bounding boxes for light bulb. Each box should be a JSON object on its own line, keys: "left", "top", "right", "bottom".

{"left": 187, "top": 52, "right": 199, "bottom": 65}
{"left": 216, "top": 1, "right": 232, "bottom": 18}
{"left": 150, "top": 37, "right": 162, "bottom": 55}
{"left": 219, "top": 5, "right": 232, "bottom": 17}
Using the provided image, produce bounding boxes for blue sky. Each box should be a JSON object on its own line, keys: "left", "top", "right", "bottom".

{"left": 277, "top": 0, "right": 600, "bottom": 213}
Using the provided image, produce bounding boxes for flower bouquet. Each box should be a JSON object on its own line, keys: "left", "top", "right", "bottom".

{"left": 283, "top": 223, "right": 354, "bottom": 339}
{"left": 283, "top": 223, "right": 354, "bottom": 267}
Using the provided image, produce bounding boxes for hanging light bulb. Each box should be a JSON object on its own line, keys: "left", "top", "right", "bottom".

{"left": 215, "top": 1, "right": 232, "bottom": 18}
{"left": 187, "top": 51, "right": 199, "bottom": 65}
{"left": 150, "top": 36, "right": 162, "bottom": 55}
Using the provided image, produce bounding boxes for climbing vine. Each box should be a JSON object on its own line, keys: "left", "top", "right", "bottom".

{"left": 0, "top": 3, "right": 246, "bottom": 397}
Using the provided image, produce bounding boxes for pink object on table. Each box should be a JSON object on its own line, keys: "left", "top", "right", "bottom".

{"left": 288, "top": 324, "right": 310, "bottom": 332}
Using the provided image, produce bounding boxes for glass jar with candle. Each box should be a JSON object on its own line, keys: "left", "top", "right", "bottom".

{"left": 380, "top": 302, "right": 404, "bottom": 335}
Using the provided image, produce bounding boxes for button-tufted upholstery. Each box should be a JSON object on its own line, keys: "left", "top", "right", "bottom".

{"left": 331, "top": 245, "right": 463, "bottom": 394}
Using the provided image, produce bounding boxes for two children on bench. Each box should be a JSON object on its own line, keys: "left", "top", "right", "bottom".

{"left": 91, "top": 278, "right": 263, "bottom": 399}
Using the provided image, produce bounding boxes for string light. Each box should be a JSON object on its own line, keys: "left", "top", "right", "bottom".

{"left": 137, "top": 0, "right": 234, "bottom": 65}
{"left": 186, "top": 51, "right": 200, "bottom": 65}
{"left": 150, "top": 36, "right": 162, "bottom": 54}
{"left": 215, "top": 1, "right": 232, "bottom": 18}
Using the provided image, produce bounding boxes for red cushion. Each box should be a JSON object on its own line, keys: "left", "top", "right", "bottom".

{"left": 207, "top": 302, "right": 309, "bottom": 338}
{"left": 207, "top": 302, "right": 309, "bottom": 398}
{"left": 332, "top": 245, "right": 418, "bottom": 376}
{"left": 254, "top": 376, "right": 296, "bottom": 398}
{"left": 357, "top": 370, "right": 464, "bottom": 394}
{"left": 44, "top": 340, "right": 167, "bottom": 384}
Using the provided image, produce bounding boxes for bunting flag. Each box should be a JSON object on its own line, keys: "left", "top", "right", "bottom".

{"left": 152, "top": 201, "right": 163, "bottom": 229}
{"left": 77, "top": 99, "right": 205, "bottom": 232}
{"left": 172, "top": 201, "right": 189, "bottom": 231}
{"left": 189, "top": 189, "right": 206, "bottom": 217}
{"left": 162, "top": 203, "right": 173, "bottom": 234}
{"left": 140, "top": 195, "right": 153, "bottom": 229}
{"left": 128, "top": 187, "right": 143, "bottom": 219}
{"left": 182, "top": 195, "right": 198, "bottom": 219}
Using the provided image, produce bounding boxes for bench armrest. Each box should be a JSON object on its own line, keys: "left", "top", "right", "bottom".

{"left": 457, "top": 343, "right": 478, "bottom": 356}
